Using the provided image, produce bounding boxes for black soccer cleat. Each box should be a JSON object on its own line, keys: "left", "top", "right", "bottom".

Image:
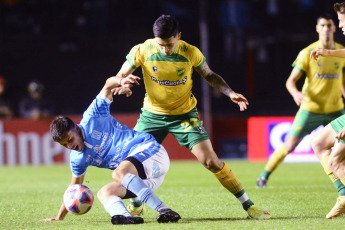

{"left": 156, "top": 208, "right": 181, "bottom": 223}
{"left": 111, "top": 215, "right": 144, "bottom": 225}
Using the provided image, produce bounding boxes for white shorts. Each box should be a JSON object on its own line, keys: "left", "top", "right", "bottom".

{"left": 130, "top": 145, "right": 170, "bottom": 191}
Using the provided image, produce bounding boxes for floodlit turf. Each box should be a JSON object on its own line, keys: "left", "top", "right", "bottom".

{"left": 1, "top": 160, "right": 344, "bottom": 229}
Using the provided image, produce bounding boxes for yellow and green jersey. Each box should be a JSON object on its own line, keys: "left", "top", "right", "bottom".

{"left": 126, "top": 39, "right": 206, "bottom": 115}
{"left": 292, "top": 41, "right": 345, "bottom": 114}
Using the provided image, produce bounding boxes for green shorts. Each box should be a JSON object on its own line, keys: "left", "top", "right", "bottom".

{"left": 331, "top": 114, "right": 345, "bottom": 144}
{"left": 134, "top": 108, "right": 210, "bottom": 150}
{"left": 290, "top": 108, "right": 345, "bottom": 138}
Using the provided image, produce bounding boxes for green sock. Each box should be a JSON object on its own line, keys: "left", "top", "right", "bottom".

{"left": 334, "top": 179, "right": 345, "bottom": 196}
{"left": 259, "top": 169, "right": 271, "bottom": 180}
{"left": 235, "top": 189, "right": 254, "bottom": 211}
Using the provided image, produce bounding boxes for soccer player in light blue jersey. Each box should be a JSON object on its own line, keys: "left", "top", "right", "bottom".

{"left": 40, "top": 75, "right": 181, "bottom": 225}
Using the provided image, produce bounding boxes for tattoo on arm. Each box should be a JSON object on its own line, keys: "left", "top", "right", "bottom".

{"left": 197, "top": 62, "right": 233, "bottom": 96}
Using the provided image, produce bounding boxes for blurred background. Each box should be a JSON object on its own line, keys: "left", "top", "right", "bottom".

{"left": 1, "top": 0, "right": 345, "bottom": 164}
{"left": 1, "top": 0, "right": 343, "bottom": 117}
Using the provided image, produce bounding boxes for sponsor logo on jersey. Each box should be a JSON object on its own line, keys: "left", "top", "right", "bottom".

{"left": 177, "top": 68, "right": 186, "bottom": 77}
{"left": 151, "top": 76, "right": 187, "bottom": 86}
{"left": 91, "top": 130, "right": 102, "bottom": 140}
{"left": 197, "top": 126, "right": 204, "bottom": 134}
{"left": 315, "top": 73, "right": 339, "bottom": 79}
{"left": 317, "top": 62, "right": 322, "bottom": 69}
{"left": 153, "top": 66, "right": 158, "bottom": 74}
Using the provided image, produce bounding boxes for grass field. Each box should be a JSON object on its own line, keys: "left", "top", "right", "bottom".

{"left": 1, "top": 160, "right": 344, "bottom": 230}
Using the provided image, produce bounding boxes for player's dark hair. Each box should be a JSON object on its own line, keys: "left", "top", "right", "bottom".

{"left": 153, "top": 14, "right": 179, "bottom": 39}
{"left": 50, "top": 116, "right": 75, "bottom": 142}
{"left": 334, "top": 2, "right": 345, "bottom": 14}
{"left": 317, "top": 13, "right": 334, "bottom": 24}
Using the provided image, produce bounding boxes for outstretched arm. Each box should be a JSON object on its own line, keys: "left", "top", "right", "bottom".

{"left": 310, "top": 48, "right": 345, "bottom": 60}
{"left": 40, "top": 175, "right": 85, "bottom": 222}
{"left": 286, "top": 67, "right": 304, "bottom": 106}
{"left": 195, "top": 62, "right": 249, "bottom": 111}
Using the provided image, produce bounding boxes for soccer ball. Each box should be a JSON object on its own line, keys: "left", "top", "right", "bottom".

{"left": 63, "top": 184, "right": 94, "bottom": 215}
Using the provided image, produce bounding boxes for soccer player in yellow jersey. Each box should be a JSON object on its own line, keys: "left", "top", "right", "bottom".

{"left": 257, "top": 14, "right": 345, "bottom": 189}
{"left": 110, "top": 14, "right": 270, "bottom": 220}
{"left": 310, "top": 2, "right": 345, "bottom": 219}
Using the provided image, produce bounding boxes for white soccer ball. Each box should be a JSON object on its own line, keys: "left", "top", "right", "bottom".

{"left": 63, "top": 184, "right": 94, "bottom": 215}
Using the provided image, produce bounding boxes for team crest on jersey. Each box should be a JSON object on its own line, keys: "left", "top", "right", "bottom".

{"left": 177, "top": 68, "right": 186, "bottom": 77}
{"left": 152, "top": 66, "right": 158, "bottom": 74}
{"left": 335, "top": 62, "right": 340, "bottom": 69}
{"left": 91, "top": 130, "right": 102, "bottom": 140}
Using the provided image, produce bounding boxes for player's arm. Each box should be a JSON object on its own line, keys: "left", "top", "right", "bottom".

{"left": 40, "top": 175, "right": 85, "bottom": 222}
{"left": 310, "top": 48, "right": 345, "bottom": 60}
{"left": 342, "top": 68, "right": 345, "bottom": 99}
{"left": 195, "top": 61, "right": 248, "bottom": 111}
{"left": 112, "top": 61, "right": 140, "bottom": 97}
{"left": 286, "top": 67, "right": 304, "bottom": 106}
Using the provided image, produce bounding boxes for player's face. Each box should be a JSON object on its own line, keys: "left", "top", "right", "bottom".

{"left": 337, "top": 12, "right": 345, "bottom": 35}
{"left": 155, "top": 32, "right": 181, "bottom": 55}
{"left": 59, "top": 126, "right": 85, "bottom": 152}
{"left": 316, "top": 18, "right": 335, "bottom": 40}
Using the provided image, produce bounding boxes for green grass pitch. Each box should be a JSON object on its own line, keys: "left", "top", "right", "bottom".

{"left": 1, "top": 160, "right": 344, "bottom": 230}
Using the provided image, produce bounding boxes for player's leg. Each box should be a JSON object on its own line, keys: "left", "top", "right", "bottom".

{"left": 191, "top": 140, "right": 270, "bottom": 220}
{"left": 122, "top": 145, "right": 181, "bottom": 223}
{"left": 256, "top": 135, "right": 302, "bottom": 188}
{"left": 257, "top": 109, "right": 324, "bottom": 188}
{"left": 312, "top": 115, "right": 345, "bottom": 219}
{"left": 97, "top": 161, "right": 144, "bottom": 225}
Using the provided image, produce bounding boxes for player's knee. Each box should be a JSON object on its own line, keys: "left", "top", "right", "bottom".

{"left": 112, "top": 170, "right": 125, "bottom": 184}
{"left": 311, "top": 137, "right": 322, "bottom": 156}
{"left": 202, "top": 158, "right": 222, "bottom": 173}
{"left": 328, "top": 157, "right": 339, "bottom": 173}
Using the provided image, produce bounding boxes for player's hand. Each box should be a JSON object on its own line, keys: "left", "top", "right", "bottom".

{"left": 310, "top": 48, "right": 327, "bottom": 60}
{"left": 292, "top": 91, "right": 304, "bottom": 106}
{"left": 119, "top": 74, "right": 140, "bottom": 87}
{"left": 229, "top": 91, "right": 249, "bottom": 111}
{"left": 112, "top": 86, "right": 133, "bottom": 97}
{"left": 335, "top": 128, "right": 345, "bottom": 142}
{"left": 40, "top": 217, "right": 62, "bottom": 222}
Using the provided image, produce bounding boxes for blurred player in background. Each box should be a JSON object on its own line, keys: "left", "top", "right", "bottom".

{"left": 41, "top": 75, "right": 181, "bottom": 225}
{"left": 113, "top": 14, "right": 270, "bottom": 220}
{"left": 310, "top": 2, "right": 345, "bottom": 219}
{"left": 256, "top": 14, "right": 345, "bottom": 190}
{"left": 0, "top": 75, "right": 14, "bottom": 118}
{"left": 18, "top": 80, "right": 54, "bottom": 119}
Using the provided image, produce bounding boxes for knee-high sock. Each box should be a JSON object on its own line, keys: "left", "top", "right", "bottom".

{"left": 104, "top": 196, "right": 131, "bottom": 217}
{"left": 214, "top": 162, "right": 254, "bottom": 210}
{"left": 122, "top": 173, "right": 163, "bottom": 211}
{"left": 264, "top": 145, "right": 289, "bottom": 173}
{"left": 321, "top": 156, "right": 345, "bottom": 196}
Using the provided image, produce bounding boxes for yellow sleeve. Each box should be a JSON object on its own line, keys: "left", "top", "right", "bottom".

{"left": 190, "top": 46, "right": 206, "bottom": 69}
{"left": 126, "top": 44, "right": 145, "bottom": 69}
{"left": 292, "top": 49, "right": 309, "bottom": 73}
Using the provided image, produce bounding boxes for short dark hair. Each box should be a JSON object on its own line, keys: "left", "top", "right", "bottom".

{"left": 50, "top": 116, "right": 75, "bottom": 142}
{"left": 153, "top": 14, "right": 179, "bottom": 39}
{"left": 317, "top": 13, "right": 334, "bottom": 24}
{"left": 334, "top": 2, "right": 345, "bottom": 14}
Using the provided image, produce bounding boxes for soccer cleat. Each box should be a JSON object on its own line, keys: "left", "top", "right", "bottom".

{"left": 156, "top": 208, "right": 181, "bottom": 223}
{"left": 247, "top": 205, "right": 271, "bottom": 220}
{"left": 111, "top": 215, "right": 144, "bottom": 225}
{"left": 127, "top": 203, "right": 145, "bottom": 216}
{"left": 326, "top": 196, "right": 345, "bottom": 219}
{"left": 256, "top": 177, "right": 267, "bottom": 188}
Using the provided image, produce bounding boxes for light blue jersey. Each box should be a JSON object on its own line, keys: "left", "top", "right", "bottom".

{"left": 70, "top": 93, "right": 161, "bottom": 177}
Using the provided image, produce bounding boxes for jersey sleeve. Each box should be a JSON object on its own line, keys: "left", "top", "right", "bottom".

{"left": 126, "top": 44, "right": 145, "bottom": 69}
{"left": 190, "top": 46, "right": 206, "bottom": 70}
{"left": 82, "top": 93, "right": 112, "bottom": 119}
{"left": 70, "top": 151, "right": 87, "bottom": 177}
{"left": 292, "top": 49, "right": 309, "bottom": 73}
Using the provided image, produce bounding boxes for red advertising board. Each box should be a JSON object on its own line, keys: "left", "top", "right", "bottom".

{"left": 247, "top": 117, "right": 321, "bottom": 162}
